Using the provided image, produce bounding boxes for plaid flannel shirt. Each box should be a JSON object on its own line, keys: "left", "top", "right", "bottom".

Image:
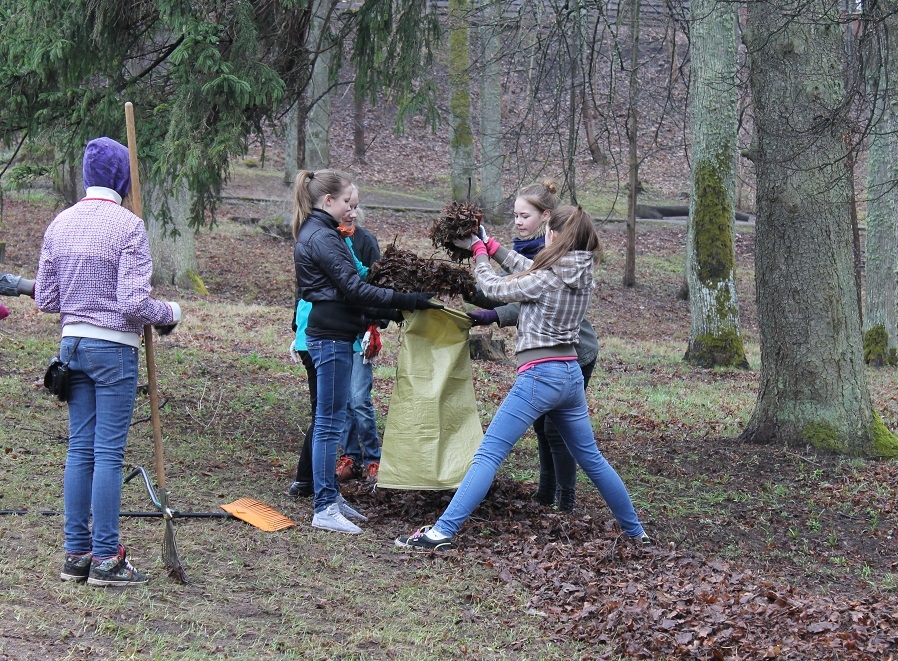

{"left": 474, "top": 249, "right": 595, "bottom": 356}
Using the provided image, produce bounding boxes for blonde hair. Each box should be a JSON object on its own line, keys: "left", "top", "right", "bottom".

{"left": 517, "top": 179, "right": 560, "bottom": 215}
{"left": 511, "top": 205, "right": 600, "bottom": 278}
{"left": 292, "top": 169, "right": 354, "bottom": 239}
{"left": 351, "top": 184, "right": 365, "bottom": 225}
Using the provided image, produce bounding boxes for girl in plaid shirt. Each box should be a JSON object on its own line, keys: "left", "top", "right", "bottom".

{"left": 396, "top": 205, "right": 650, "bottom": 551}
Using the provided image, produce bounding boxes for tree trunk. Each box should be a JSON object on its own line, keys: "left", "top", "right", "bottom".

{"left": 353, "top": 92, "right": 367, "bottom": 164}
{"left": 478, "top": 0, "right": 503, "bottom": 224}
{"left": 283, "top": 103, "right": 304, "bottom": 184}
{"left": 742, "top": 0, "right": 898, "bottom": 456}
{"left": 684, "top": 0, "right": 747, "bottom": 368}
{"left": 582, "top": 94, "right": 607, "bottom": 169}
{"left": 449, "top": 0, "right": 476, "bottom": 202}
{"left": 623, "top": 0, "right": 640, "bottom": 288}
{"left": 145, "top": 179, "right": 205, "bottom": 292}
{"left": 863, "top": 14, "right": 898, "bottom": 363}
{"left": 53, "top": 156, "right": 81, "bottom": 207}
{"left": 305, "top": 0, "right": 332, "bottom": 170}
{"left": 565, "top": 1, "right": 585, "bottom": 204}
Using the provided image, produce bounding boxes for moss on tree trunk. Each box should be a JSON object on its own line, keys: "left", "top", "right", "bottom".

{"left": 684, "top": 0, "right": 747, "bottom": 369}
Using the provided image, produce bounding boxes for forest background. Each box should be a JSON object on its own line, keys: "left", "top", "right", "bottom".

{"left": 1, "top": 0, "right": 897, "bottom": 659}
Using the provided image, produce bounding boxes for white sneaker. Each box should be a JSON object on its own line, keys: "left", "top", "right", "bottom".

{"left": 311, "top": 503, "right": 362, "bottom": 534}
{"left": 336, "top": 493, "right": 368, "bottom": 522}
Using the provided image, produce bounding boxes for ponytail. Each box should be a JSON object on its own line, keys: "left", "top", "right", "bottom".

{"left": 292, "top": 169, "right": 354, "bottom": 239}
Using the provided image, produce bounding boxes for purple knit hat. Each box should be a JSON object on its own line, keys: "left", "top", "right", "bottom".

{"left": 82, "top": 137, "right": 131, "bottom": 199}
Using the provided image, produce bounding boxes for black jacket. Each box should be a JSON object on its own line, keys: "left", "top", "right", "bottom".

{"left": 294, "top": 209, "right": 404, "bottom": 341}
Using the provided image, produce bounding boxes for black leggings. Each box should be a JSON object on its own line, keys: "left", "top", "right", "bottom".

{"left": 294, "top": 350, "right": 317, "bottom": 485}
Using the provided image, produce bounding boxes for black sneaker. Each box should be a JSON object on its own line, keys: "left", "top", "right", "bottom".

{"left": 86, "top": 545, "right": 148, "bottom": 587}
{"left": 394, "top": 526, "right": 453, "bottom": 552}
{"left": 287, "top": 481, "right": 313, "bottom": 498}
{"left": 60, "top": 551, "right": 92, "bottom": 582}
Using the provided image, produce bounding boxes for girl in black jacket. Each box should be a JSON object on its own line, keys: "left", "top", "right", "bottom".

{"left": 292, "top": 169, "right": 439, "bottom": 534}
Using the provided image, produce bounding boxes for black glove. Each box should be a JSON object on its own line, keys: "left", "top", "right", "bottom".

{"left": 414, "top": 293, "right": 443, "bottom": 310}
{"left": 392, "top": 291, "right": 444, "bottom": 311}
{"left": 378, "top": 309, "right": 406, "bottom": 323}
{"left": 154, "top": 322, "right": 178, "bottom": 336}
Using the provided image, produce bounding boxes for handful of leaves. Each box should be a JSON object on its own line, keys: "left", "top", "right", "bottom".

{"left": 429, "top": 200, "right": 483, "bottom": 262}
{"left": 367, "top": 243, "right": 477, "bottom": 300}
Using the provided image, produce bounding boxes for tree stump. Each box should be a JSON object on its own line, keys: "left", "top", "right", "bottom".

{"left": 469, "top": 331, "right": 508, "bottom": 362}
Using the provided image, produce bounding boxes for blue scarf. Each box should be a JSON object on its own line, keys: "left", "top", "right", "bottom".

{"left": 513, "top": 235, "right": 545, "bottom": 260}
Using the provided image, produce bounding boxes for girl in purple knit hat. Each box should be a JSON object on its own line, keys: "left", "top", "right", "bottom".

{"left": 35, "top": 137, "right": 182, "bottom": 587}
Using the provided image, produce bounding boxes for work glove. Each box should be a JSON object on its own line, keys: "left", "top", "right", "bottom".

{"left": 467, "top": 309, "right": 499, "bottom": 327}
{"left": 154, "top": 302, "right": 181, "bottom": 335}
{"left": 414, "top": 293, "right": 443, "bottom": 310}
{"left": 452, "top": 235, "right": 482, "bottom": 251}
{"left": 361, "top": 325, "right": 383, "bottom": 364}
{"left": 154, "top": 322, "right": 178, "bottom": 336}
{"left": 392, "top": 292, "right": 444, "bottom": 311}
{"left": 477, "top": 225, "right": 501, "bottom": 256}
{"left": 289, "top": 341, "right": 302, "bottom": 363}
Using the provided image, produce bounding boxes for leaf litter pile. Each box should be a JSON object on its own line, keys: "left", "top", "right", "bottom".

{"left": 429, "top": 200, "right": 483, "bottom": 262}
{"left": 367, "top": 242, "right": 477, "bottom": 300}
{"left": 343, "top": 448, "right": 898, "bottom": 660}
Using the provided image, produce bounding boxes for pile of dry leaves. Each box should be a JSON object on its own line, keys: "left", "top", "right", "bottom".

{"left": 367, "top": 242, "right": 477, "bottom": 300}
{"left": 347, "top": 476, "right": 898, "bottom": 660}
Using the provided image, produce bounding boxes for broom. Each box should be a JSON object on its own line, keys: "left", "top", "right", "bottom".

{"left": 125, "top": 101, "right": 189, "bottom": 583}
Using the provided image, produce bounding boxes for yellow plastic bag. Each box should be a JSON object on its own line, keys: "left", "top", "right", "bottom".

{"left": 378, "top": 307, "right": 483, "bottom": 490}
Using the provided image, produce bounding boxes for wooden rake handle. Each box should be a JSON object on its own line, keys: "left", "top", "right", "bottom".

{"left": 124, "top": 101, "right": 167, "bottom": 492}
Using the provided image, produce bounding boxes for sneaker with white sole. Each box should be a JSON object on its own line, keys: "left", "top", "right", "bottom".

{"left": 60, "top": 551, "right": 92, "bottom": 582}
{"left": 86, "top": 545, "right": 148, "bottom": 587}
{"left": 394, "top": 525, "right": 453, "bottom": 552}
{"left": 336, "top": 493, "right": 368, "bottom": 522}
{"left": 630, "top": 532, "right": 652, "bottom": 547}
{"left": 311, "top": 502, "right": 362, "bottom": 534}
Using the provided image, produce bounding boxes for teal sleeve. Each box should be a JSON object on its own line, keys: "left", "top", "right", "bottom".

{"left": 294, "top": 299, "right": 312, "bottom": 351}
{"left": 345, "top": 237, "right": 369, "bottom": 280}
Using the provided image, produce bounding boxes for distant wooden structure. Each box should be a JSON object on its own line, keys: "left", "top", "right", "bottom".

{"left": 430, "top": 0, "right": 690, "bottom": 26}
{"left": 337, "top": 0, "right": 690, "bottom": 27}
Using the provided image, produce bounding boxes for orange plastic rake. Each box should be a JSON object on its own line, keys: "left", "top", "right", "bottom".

{"left": 220, "top": 499, "right": 296, "bottom": 532}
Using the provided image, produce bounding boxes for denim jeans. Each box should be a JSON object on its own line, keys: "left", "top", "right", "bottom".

{"left": 433, "top": 360, "right": 644, "bottom": 539}
{"left": 61, "top": 337, "right": 139, "bottom": 559}
{"left": 535, "top": 358, "right": 596, "bottom": 509}
{"left": 341, "top": 351, "right": 381, "bottom": 466}
{"left": 306, "top": 338, "right": 353, "bottom": 512}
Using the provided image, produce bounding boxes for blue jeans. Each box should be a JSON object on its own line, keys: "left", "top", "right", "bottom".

{"left": 341, "top": 351, "right": 381, "bottom": 466}
{"left": 433, "top": 360, "right": 645, "bottom": 539}
{"left": 61, "top": 337, "right": 139, "bottom": 559}
{"left": 535, "top": 358, "right": 596, "bottom": 510}
{"left": 306, "top": 338, "right": 353, "bottom": 512}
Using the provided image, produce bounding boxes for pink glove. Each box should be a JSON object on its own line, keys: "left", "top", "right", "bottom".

{"left": 0, "top": 304, "right": 8, "bottom": 321}
{"left": 477, "top": 226, "right": 501, "bottom": 257}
